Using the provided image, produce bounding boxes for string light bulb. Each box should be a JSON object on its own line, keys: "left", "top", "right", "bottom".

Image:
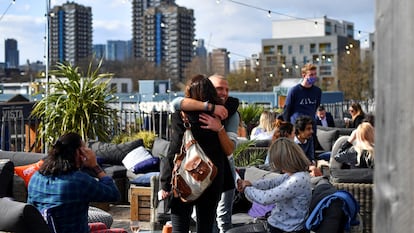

{"left": 212, "top": 0, "right": 370, "bottom": 44}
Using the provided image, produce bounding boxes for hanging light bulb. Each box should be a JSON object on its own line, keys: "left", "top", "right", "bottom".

{"left": 267, "top": 10, "right": 271, "bottom": 18}
{"left": 216, "top": 0, "right": 220, "bottom": 4}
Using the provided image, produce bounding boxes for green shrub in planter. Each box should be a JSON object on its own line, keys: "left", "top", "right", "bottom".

{"left": 112, "top": 131, "right": 157, "bottom": 149}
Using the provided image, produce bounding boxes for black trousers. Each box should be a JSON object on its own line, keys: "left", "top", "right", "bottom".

{"left": 170, "top": 190, "right": 221, "bottom": 233}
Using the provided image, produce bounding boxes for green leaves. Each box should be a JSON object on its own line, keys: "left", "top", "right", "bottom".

{"left": 31, "top": 61, "right": 116, "bottom": 146}
{"left": 238, "top": 103, "right": 264, "bottom": 125}
{"left": 233, "top": 140, "right": 267, "bottom": 167}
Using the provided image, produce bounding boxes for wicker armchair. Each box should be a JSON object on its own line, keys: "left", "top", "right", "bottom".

{"left": 332, "top": 182, "right": 374, "bottom": 233}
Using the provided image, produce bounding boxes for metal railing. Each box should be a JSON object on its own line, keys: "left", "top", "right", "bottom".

{"left": 0, "top": 110, "right": 172, "bottom": 153}
{"left": 0, "top": 100, "right": 374, "bottom": 153}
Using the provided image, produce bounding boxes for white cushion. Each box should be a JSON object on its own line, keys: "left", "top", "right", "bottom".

{"left": 122, "top": 146, "right": 153, "bottom": 170}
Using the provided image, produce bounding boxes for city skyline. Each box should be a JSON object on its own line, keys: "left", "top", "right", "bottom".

{"left": 0, "top": 0, "right": 375, "bottom": 66}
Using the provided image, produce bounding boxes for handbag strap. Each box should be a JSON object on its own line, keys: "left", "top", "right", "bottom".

{"left": 179, "top": 111, "right": 197, "bottom": 150}
{"left": 180, "top": 111, "right": 191, "bottom": 129}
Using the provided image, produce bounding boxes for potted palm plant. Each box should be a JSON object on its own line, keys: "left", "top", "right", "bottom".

{"left": 31, "top": 60, "right": 117, "bottom": 148}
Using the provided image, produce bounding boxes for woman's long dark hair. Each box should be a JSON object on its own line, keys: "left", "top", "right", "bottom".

{"left": 39, "top": 132, "right": 82, "bottom": 176}
{"left": 185, "top": 74, "right": 222, "bottom": 105}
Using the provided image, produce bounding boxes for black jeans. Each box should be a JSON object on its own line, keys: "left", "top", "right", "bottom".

{"left": 170, "top": 190, "right": 221, "bottom": 233}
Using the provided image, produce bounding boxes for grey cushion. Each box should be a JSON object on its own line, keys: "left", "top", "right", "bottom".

{"left": 151, "top": 138, "right": 170, "bottom": 158}
{"left": 88, "top": 139, "right": 143, "bottom": 165}
{"left": 0, "top": 198, "right": 51, "bottom": 233}
{"left": 316, "top": 128, "right": 339, "bottom": 151}
{"left": 317, "top": 126, "right": 353, "bottom": 137}
{"left": 330, "top": 168, "right": 373, "bottom": 184}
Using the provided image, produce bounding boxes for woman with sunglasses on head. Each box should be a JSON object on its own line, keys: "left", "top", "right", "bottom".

{"left": 346, "top": 102, "right": 365, "bottom": 128}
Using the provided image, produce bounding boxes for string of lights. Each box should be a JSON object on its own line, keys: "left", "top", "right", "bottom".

{"left": 217, "top": 0, "right": 372, "bottom": 36}
{"left": 0, "top": 0, "right": 16, "bottom": 23}
{"left": 212, "top": 0, "right": 372, "bottom": 60}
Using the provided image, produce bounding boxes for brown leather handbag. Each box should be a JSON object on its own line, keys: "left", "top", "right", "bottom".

{"left": 171, "top": 112, "right": 217, "bottom": 202}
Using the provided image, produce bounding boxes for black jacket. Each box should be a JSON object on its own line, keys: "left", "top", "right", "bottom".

{"left": 315, "top": 112, "right": 335, "bottom": 127}
{"left": 159, "top": 110, "right": 235, "bottom": 197}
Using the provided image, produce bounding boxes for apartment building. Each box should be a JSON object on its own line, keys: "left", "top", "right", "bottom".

{"left": 49, "top": 2, "right": 92, "bottom": 67}
{"left": 261, "top": 16, "right": 360, "bottom": 91}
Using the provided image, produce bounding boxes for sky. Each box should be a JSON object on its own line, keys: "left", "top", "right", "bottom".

{"left": 0, "top": 0, "right": 375, "bottom": 66}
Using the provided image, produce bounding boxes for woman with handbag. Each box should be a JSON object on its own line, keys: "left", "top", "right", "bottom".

{"left": 159, "top": 74, "right": 234, "bottom": 233}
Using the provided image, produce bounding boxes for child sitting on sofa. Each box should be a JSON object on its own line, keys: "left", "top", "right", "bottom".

{"left": 236, "top": 138, "right": 312, "bottom": 233}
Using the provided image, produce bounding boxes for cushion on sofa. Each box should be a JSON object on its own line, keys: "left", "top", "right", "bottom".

{"left": 122, "top": 146, "right": 153, "bottom": 170}
{"left": 14, "top": 160, "right": 44, "bottom": 187}
{"left": 132, "top": 157, "right": 160, "bottom": 174}
{"left": 151, "top": 138, "right": 170, "bottom": 158}
{"left": 0, "top": 198, "right": 50, "bottom": 233}
{"left": 329, "top": 168, "right": 373, "bottom": 184}
{"left": 88, "top": 139, "right": 143, "bottom": 165}
{"left": 0, "top": 160, "right": 14, "bottom": 198}
{"left": 316, "top": 128, "right": 339, "bottom": 151}
{"left": 330, "top": 168, "right": 374, "bottom": 184}
{"left": 130, "top": 172, "right": 160, "bottom": 186}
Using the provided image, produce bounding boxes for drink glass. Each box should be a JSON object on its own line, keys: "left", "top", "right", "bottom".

{"left": 130, "top": 220, "right": 140, "bottom": 233}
